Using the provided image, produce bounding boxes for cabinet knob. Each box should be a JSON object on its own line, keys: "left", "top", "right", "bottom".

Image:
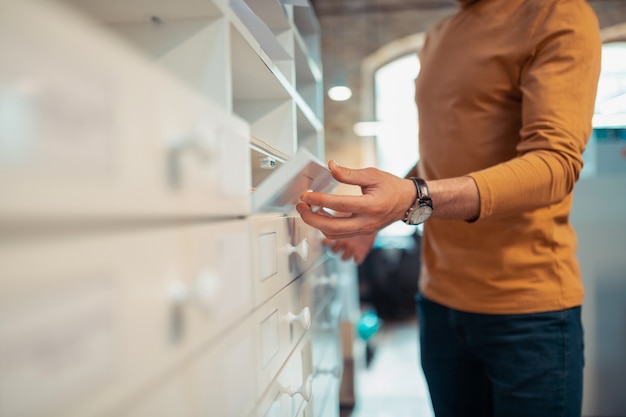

{"left": 287, "top": 238, "right": 309, "bottom": 261}
{"left": 168, "top": 270, "right": 218, "bottom": 312}
{"left": 315, "top": 273, "right": 337, "bottom": 288}
{"left": 281, "top": 376, "right": 313, "bottom": 402}
{"left": 286, "top": 306, "right": 311, "bottom": 330}
{"left": 315, "top": 365, "right": 341, "bottom": 379}
{"left": 167, "top": 131, "right": 215, "bottom": 189}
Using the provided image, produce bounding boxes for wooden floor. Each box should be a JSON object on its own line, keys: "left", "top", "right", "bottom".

{"left": 340, "top": 318, "right": 434, "bottom": 417}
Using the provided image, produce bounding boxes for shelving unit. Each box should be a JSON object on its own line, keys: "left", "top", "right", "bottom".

{"left": 0, "top": 1, "right": 356, "bottom": 417}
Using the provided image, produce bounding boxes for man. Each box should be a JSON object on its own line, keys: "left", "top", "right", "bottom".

{"left": 296, "top": 0, "right": 601, "bottom": 416}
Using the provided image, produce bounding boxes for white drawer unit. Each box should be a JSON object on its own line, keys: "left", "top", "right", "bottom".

{"left": 257, "top": 327, "right": 341, "bottom": 417}
{"left": 255, "top": 337, "right": 314, "bottom": 417}
{"left": 0, "top": 228, "right": 188, "bottom": 417}
{"left": 250, "top": 214, "right": 295, "bottom": 307}
{"left": 308, "top": 327, "right": 342, "bottom": 417}
{"left": 295, "top": 258, "right": 337, "bottom": 323}
{"left": 287, "top": 216, "right": 328, "bottom": 278}
{"left": 0, "top": 220, "right": 253, "bottom": 417}
{"left": 253, "top": 277, "right": 312, "bottom": 397}
{"left": 118, "top": 317, "right": 258, "bottom": 417}
{"left": 169, "top": 219, "right": 253, "bottom": 348}
{"left": 0, "top": 1, "right": 250, "bottom": 225}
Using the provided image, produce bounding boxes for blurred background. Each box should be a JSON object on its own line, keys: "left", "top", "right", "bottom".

{"left": 310, "top": 1, "right": 626, "bottom": 416}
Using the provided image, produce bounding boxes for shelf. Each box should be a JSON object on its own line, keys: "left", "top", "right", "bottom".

{"left": 231, "top": 26, "right": 296, "bottom": 156}
{"left": 244, "top": 0, "right": 291, "bottom": 32}
{"left": 61, "top": 0, "right": 223, "bottom": 22}
{"left": 294, "top": 36, "right": 323, "bottom": 119}
{"left": 297, "top": 106, "right": 324, "bottom": 159}
{"left": 250, "top": 145, "right": 286, "bottom": 190}
{"left": 60, "top": 0, "right": 231, "bottom": 108}
{"left": 114, "top": 17, "right": 231, "bottom": 108}
{"left": 65, "top": 0, "right": 323, "bottom": 160}
{"left": 292, "top": 2, "right": 321, "bottom": 67}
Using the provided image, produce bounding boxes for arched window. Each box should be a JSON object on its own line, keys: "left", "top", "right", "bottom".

{"left": 374, "top": 54, "right": 420, "bottom": 178}
{"left": 584, "top": 41, "right": 626, "bottom": 177}
{"left": 373, "top": 53, "right": 421, "bottom": 237}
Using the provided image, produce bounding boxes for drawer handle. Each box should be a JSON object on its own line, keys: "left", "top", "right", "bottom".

{"left": 281, "top": 376, "right": 313, "bottom": 402}
{"left": 315, "top": 273, "right": 337, "bottom": 288}
{"left": 315, "top": 366, "right": 341, "bottom": 379}
{"left": 167, "top": 133, "right": 214, "bottom": 188}
{"left": 168, "top": 270, "right": 218, "bottom": 312}
{"left": 286, "top": 307, "right": 311, "bottom": 330}
{"left": 287, "top": 238, "right": 309, "bottom": 261}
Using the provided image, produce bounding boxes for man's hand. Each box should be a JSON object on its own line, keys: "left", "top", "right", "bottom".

{"left": 296, "top": 161, "right": 416, "bottom": 240}
{"left": 325, "top": 234, "right": 377, "bottom": 265}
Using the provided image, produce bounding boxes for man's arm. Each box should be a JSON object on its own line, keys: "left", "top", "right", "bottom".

{"left": 297, "top": 161, "right": 480, "bottom": 240}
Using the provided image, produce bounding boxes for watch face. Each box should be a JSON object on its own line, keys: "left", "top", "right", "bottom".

{"left": 409, "top": 205, "right": 432, "bottom": 225}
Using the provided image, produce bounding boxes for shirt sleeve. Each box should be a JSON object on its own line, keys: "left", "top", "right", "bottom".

{"left": 469, "top": 0, "right": 601, "bottom": 219}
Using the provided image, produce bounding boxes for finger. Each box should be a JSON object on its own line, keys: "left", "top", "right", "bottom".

{"left": 316, "top": 208, "right": 336, "bottom": 218}
{"left": 301, "top": 192, "right": 373, "bottom": 215}
{"left": 296, "top": 204, "right": 371, "bottom": 240}
{"left": 328, "top": 160, "right": 378, "bottom": 188}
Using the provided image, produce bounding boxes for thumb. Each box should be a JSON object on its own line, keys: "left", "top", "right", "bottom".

{"left": 328, "top": 160, "right": 374, "bottom": 188}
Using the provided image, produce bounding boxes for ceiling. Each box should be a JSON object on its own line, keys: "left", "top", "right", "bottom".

{"left": 310, "top": 0, "right": 457, "bottom": 17}
{"left": 310, "top": 0, "right": 626, "bottom": 20}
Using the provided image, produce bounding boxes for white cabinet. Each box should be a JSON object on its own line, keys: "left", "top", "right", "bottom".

{"left": 0, "top": 1, "right": 250, "bottom": 222}
{"left": 0, "top": 1, "right": 349, "bottom": 417}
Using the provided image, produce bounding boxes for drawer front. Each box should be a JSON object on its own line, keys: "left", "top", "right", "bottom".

{"left": 250, "top": 214, "right": 292, "bottom": 306}
{"left": 287, "top": 217, "right": 327, "bottom": 279}
{"left": 309, "top": 331, "right": 342, "bottom": 417}
{"left": 0, "top": 228, "right": 188, "bottom": 417}
{"left": 253, "top": 279, "right": 311, "bottom": 396}
{"left": 0, "top": 1, "right": 250, "bottom": 224}
{"left": 297, "top": 260, "right": 338, "bottom": 323}
{"left": 157, "top": 77, "right": 251, "bottom": 218}
{"left": 0, "top": 220, "right": 251, "bottom": 417}
{"left": 308, "top": 381, "right": 340, "bottom": 417}
{"left": 307, "top": 288, "right": 342, "bottom": 417}
{"left": 255, "top": 337, "right": 314, "bottom": 417}
{"left": 171, "top": 219, "right": 253, "bottom": 347}
{"left": 119, "top": 317, "right": 258, "bottom": 417}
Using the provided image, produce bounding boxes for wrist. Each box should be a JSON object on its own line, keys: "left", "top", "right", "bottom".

{"left": 402, "top": 177, "right": 433, "bottom": 225}
{"left": 427, "top": 176, "right": 480, "bottom": 221}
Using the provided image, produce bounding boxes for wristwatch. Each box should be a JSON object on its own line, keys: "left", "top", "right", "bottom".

{"left": 403, "top": 177, "right": 433, "bottom": 225}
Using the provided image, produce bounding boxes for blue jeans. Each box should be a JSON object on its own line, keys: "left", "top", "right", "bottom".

{"left": 416, "top": 295, "right": 584, "bottom": 417}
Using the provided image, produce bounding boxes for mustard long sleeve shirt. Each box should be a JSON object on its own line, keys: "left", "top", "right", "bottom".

{"left": 416, "top": 0, "right": 601, "bottom": 314}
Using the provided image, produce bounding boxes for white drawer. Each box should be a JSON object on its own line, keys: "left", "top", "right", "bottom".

{"left": 190, "top": 316, "right": 258, "bottom": 417}
{"left": 301, "top": 379, "right": 340, "bottom": 417}
{"left": 157, "top": 75, "right": 251, "bottom": 218}
{"left": 0, "top": 220, "right": 251, "bottom": 417}
{"left": 119, "top": 317, "right": 258, "bottom": 417}
{"left": 250, "top": 214, "right": 293, "bottom": 306}
{"left": 255, "top": 337, "right": 314, "bottom": 417}
{"left": 172, "top": 220, "right": 253, "bottom": 348}
{"left": 297, "top": 260, "right": 337, "bottom": 323}
{"left": 309, "top": 331, "right": 342, "bottom": 417}
{"left": 253, "top": 278, "right": 311, "bottom": 396}
{"left": 287, "top": 216, "right": 328, "bottom": 278}
{"left": 0, "top": 228, "right": 188, "bottom": 417}
{"left": 0, "top": 1, "right": 250, "bottom": 224}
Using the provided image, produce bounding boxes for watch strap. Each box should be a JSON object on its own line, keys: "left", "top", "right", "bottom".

{"left": 403, "top": 177, "right": 432, "bottom": 224}
{"left": 414, "top": 177, "right": 431, "bottom": 203}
